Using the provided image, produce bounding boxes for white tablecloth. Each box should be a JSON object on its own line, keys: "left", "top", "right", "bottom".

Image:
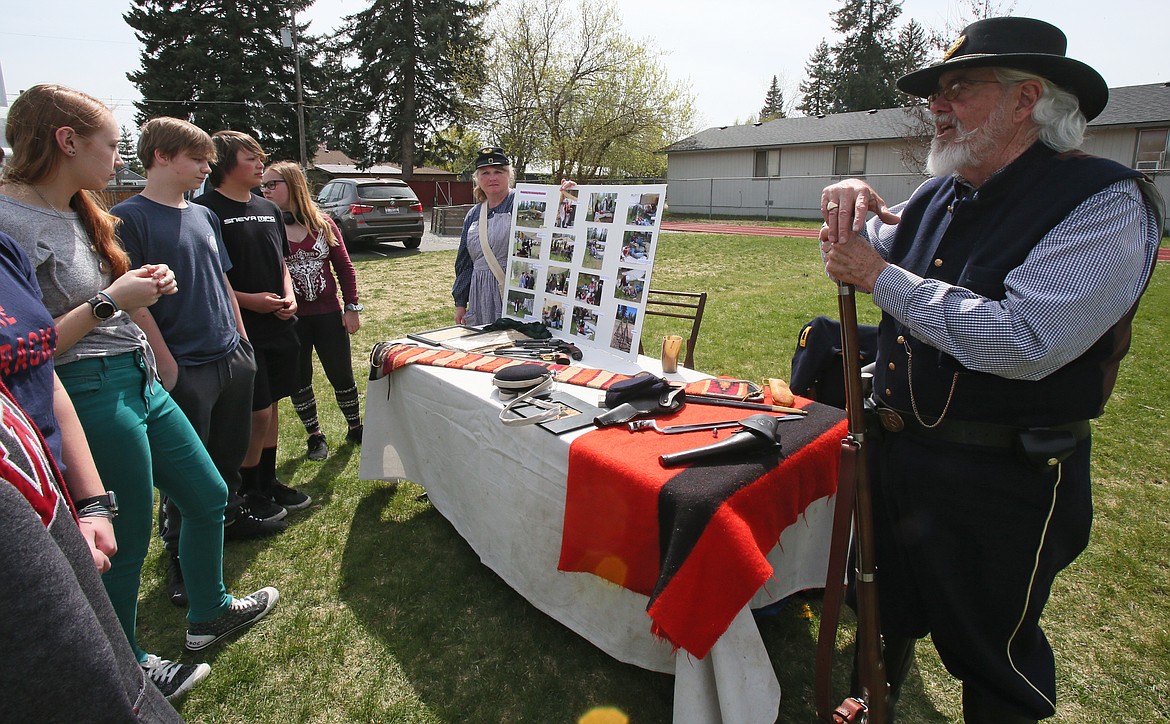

{"left": 359, "top": 347, "right": 836, "bottom": 723}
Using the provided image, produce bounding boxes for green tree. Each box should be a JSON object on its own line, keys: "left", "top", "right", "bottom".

{"left": 473, "top": 0, "right": 695, "bottom": 180}
{"left": 118, "top": 125, "right": 145, "bottom": 176}
{"left": 759, "top": 75, "right": 786, "bottom": 121}
{"left": 325, "top": 0, "right": 488, "bottom": 179}
{"left": 124, "top": 0, "right": 323, "bottom": 164}
{"left": 424, "top": 125, "right": 484, "bottom": 175}
{"left": 891, "top": 19, "right": 937, "bottom": 81}
{"left": 829, "top": 0, "right": 904, "bottom": 112}
{"left": 797, "top": 41, "right": 835, "bottom": 116}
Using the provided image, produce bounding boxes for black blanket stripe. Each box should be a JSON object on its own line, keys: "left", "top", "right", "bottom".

{"left": 650, "top": 402, "right": 844, "bottom": 606}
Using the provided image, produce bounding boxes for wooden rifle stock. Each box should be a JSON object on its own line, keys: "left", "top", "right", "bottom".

{"left": 814, "top": 283, "right": 888, "bottom": 723}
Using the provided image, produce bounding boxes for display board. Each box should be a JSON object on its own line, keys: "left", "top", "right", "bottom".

{"left": 503, "top": 182, "right": 667, "bottom": 361}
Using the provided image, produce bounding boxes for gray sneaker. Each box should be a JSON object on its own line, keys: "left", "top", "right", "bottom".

{"left": 185, "top": 587, "right": 280, "bottom": 651}
{"left": 141, "top": 654, "right": 211, "bottom": 700}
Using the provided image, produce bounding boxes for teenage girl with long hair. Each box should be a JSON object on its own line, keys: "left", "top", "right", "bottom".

{"left": 261, "top": 161, "right": 363, "bottom": 461}
{"left": 0, "top": 84, "right": 278, "bottom": 700}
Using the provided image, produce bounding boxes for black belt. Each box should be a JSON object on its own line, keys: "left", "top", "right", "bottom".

{"left": 871, "top": 403, "right": 1090, "bottom": 450}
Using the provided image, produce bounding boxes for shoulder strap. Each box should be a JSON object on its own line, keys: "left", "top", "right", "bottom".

{"left": 477, "top": 202, "right": 507, "bottom": 303}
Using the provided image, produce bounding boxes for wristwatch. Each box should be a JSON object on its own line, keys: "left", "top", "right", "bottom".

{"left": 345, "top": 302, "right": 364, "bottom": 312}
{"left": 75, "top": 490, "right": 119, "bottom": 519}
{"left": 87, "top": 294, "right": 118, "bottom": 320}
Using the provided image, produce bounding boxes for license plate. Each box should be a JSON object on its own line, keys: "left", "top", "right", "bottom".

{"left": 383, "top": 207, "right": 401, "bottom": 215}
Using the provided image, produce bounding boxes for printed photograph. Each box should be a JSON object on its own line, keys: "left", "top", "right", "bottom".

{"left": 585, "top": 192, "right": 617, "bottom": 223}
{"left": 550, "top": 233, "right": 575, "bottom": 263}
{"left": 516, "top": 199, "right": 547, "bottom": 228}
{"left": 513, "top": 231, "right": 543, "bottom": 259}
{"left": 506, "top": 290, "right": 536, "bottom": 318}
{"left": 614, "top": 267, "right": 646, "bottom": 302}
{"left": 626, "top": 192, "right": 661, "bottom": 226}
{"left": 509, "top": 260, "right": 540, "bottom": 290}
{"left": 554, "top": 190, "right": 578, "bottom": 229}
{"left": 610, "top": 304, "right": 638, "bottom": 353}
{"left": 575, "top": 272, "right": 605, "bottom": 306}
{"left": 542, "top": 301, "right": 567, "bottom": 330}
{"left": 583, "top": 227, "right": 607, "bottom": 270}
{"left": 620, "top": 230, "right": 653, "bottom": 264}
{"left": 545, "top": 265, "right": 571, "bottom": 296}
{"left": 570, "top": 305, "right": 599, "bottom": 341}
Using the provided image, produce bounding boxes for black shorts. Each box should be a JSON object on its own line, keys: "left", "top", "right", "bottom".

{"left": 251, "top": 342, "right": 299, "bottom": 410}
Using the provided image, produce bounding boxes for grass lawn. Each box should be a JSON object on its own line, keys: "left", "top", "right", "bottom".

{"left": 148, "top": 231, "right": 1168, "bottom": 723}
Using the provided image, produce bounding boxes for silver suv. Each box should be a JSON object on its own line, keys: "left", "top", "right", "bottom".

{"left": 316, "top": 178, "right": 424, "bottom": 249}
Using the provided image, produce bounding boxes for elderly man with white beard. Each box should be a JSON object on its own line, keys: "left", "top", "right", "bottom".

{"left": 817, "top": 17, "right": 1162, "bottom": 724}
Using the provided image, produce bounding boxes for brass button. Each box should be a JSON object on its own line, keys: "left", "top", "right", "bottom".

{"left": 884, "top": 388, "right": 892, "bottom": 396}
{"left": 896, "top": 335, "right": 906, "bottom": 345}
{"left": 1047, "top": 457, "right": 1059, "bottom": 467}
{"left": 933, "top": 258, "right": 944, "bottom": 267}
{"left": 888, "top": 362, "right": 896, "bottom": 371}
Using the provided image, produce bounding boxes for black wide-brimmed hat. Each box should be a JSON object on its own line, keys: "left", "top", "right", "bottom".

{"left": 897, "top": 17, "right": 1108, "bottom": 121}
{"left": 474, "top": 146, "right": 510, "bottom": 169}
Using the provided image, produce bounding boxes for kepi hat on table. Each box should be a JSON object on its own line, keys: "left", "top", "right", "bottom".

{"left": 475, "top": 146, "right": 510, "bottom": 169}
{"left": 897, "top": 17, "right": 1108, "bottom": 121}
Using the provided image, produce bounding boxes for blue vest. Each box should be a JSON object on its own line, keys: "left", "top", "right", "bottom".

{"left": 873, "top": 143, "right": 1147, "bottom": 426}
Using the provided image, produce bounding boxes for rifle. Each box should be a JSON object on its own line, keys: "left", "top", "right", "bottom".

{"left": 814, "top": 281, "right": 888, "bottom": 724}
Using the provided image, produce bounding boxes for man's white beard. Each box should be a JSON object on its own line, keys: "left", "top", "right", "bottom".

{"left": 926, "top": 101, "right": 1009, "bottom": 178}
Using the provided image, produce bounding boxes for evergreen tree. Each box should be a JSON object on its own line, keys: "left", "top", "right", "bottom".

{"left": 797, "top": 41, "right": 835, "bottom": 117}
{"left": 891, "top": 19, "right": 936, "bottom": 86}
{"left": 118, "top": 125, "right": 145, "bottom": 176}
{"left": 124, "top": 0, "right": 323, "bottom": 164}
{"left": 759, "top": 76, "right": 786, "bottom": 121}
{"left": 325, "top": 0, "right": 488, "bottom": 179}
{"left": 829, "top": 0, "right": 904, "bottom": 112}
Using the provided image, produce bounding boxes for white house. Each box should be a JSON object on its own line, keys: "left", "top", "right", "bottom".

{"left": 662, "top": 82, "right": 1170, "bottom": 226}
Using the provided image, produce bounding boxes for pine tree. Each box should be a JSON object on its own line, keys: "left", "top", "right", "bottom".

{"left": 759, "top": 76, "right": 786, "bottom": 121}
{"left": 118, "top": 125, "right": 145, "bottom": 176}
{"left": 325, "top": 0, "right": 488, "bottom": 179}
{"left": 797, "top": 41, "right": 835, "bottom": 117}
{"left": 124, "top": 0, "right": 322, "bottom": 164}
{"left": 829, "top": 0, "right": 904, "bottom": 112}
{"left": 891, "top": 19, "right": 936, "bottom": 86}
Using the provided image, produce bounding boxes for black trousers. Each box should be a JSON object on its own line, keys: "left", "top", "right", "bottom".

{"left": 160, "top": 338, "right": 256, "bottom": 551}
{"left": 869, "top": 429, "right": 1092, "bottom": 719}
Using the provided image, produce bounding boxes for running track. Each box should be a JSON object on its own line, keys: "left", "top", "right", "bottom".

{"left": 661, "top": 221, "right": 1170, "bottom": 261}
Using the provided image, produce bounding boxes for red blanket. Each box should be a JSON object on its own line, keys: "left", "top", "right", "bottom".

{"left": 559, "top": 395, "right": 845, "bottom": 658}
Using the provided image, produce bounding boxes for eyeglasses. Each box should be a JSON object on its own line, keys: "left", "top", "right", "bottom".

{"left": 260, "top": 180, "right": 286, "bottom": 191}
{"left": 927, "top": 78, "right": 1002, "bottom": 104}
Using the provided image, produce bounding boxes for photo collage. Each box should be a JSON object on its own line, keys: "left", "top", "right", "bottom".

{"left": 503, "top": 183, "right": 667, "bottom": 361}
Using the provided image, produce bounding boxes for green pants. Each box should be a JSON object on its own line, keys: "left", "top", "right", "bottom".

{"left": 58, "top": 351, "right": 231, "bottom": 661}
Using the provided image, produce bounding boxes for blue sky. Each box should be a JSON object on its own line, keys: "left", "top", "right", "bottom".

{"left": 1, "top": 0, "right": 1164, "bottom": 134}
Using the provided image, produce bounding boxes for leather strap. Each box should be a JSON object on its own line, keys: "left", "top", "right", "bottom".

{"left": 815, "top": 436, "right": 861, "bottom": 721}
{"left": 832, "top": 697, "right": 868, "bottom": 723}
{"left": 499, "top": 375, "right": 561, "bottom": 426}
{"left": 477, "top": 202, "right": 506, "bottom": 309}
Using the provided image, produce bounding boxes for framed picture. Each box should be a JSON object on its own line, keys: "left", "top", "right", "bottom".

{"left": 407, "top": 325, "right": 531, "bottom": 354}
{"left": 505, "top": 391, "right": 604, "bottom": 434}
{"left": 406, "top": 325, "right": 485, "bottom": 347}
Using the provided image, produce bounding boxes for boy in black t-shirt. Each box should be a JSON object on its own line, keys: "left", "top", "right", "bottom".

{"left": 194, "top": 131, "right": 310, "bottom": 519}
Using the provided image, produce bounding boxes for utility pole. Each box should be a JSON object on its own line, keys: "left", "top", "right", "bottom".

{"left": 280, "top": 15, "right": 307, "bottom": 168}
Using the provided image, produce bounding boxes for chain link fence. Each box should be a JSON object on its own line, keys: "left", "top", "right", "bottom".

{"left": 664, "top": 173, "right": 929, "bottom": 220}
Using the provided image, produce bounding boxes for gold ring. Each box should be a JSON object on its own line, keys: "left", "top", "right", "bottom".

{"left": 826, "top": 201, "right": 839, "bottom": 211}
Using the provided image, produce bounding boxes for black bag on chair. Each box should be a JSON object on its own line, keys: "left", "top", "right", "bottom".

{"left": 789, "top": 316, "right": 878, "bottom": 409}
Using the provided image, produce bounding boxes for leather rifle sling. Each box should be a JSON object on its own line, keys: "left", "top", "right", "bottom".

{"left": 477, "top": 201, "right": 507, "bottom": 311}
{"left": 815, "top": 435, "right": 862, "bottom": 721}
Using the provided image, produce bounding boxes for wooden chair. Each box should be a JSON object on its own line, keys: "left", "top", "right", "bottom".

{"left": 638, "top": 289, "right": 708, "bottom": 369}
